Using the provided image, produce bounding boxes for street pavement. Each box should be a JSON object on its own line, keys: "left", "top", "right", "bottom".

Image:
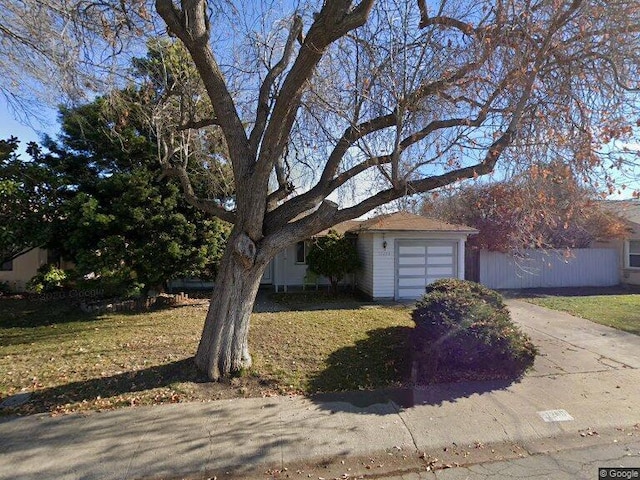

{"left": 1, "top": 299, "right": 639, "bottom": 480}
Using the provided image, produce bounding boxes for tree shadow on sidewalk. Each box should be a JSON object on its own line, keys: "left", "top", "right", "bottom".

{"left": 308, "top": 326, "right": 523, "bottom": 414}
{"left": 2, "top": 358, "right": 208, "bottom": 416}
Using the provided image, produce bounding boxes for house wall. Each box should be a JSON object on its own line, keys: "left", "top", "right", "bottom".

{"left": 479, "top": 248, "right": 619, "bottom": 289}
{"left": 355, "top": 233, "right": 375, "bottom": 297}
{"left": 272, "top": 242, "right": 345, "bottom": 291}
{"left": 0, "top": 248, "right": 49, "bottom": 292}
{"left": 366, "top": 232, "right": 468, "bottom": 299}
{"left": 595, "top": 235, "right": 640, "bottom": 286}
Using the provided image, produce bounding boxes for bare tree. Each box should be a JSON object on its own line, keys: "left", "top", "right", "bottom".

{"left": 3, "top": 0, "right": 640, "bottom": 380}
{"left": 150, "top": 0, "right": 640, "bottom": 380}
{"left": 0, "top": 0, "right": 151, "bottom": 115}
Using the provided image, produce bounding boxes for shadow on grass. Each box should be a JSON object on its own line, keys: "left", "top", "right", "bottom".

{"left": 3, "top": 358, "right": 208, "bottom": 416}
{"left": 0, "top": 297, "right": 99, "bottom": 329}
{"left": 263, "top": 290, "right": 390, "bottom": 313}
{"left": 308, "top": 326, "right": 524, "bottom": 414}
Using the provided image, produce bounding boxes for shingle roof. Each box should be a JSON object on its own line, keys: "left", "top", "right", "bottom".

{"left": 601, "top": 200, "right": 640, "bottom": 225}
{"left": 318, "top": 211, "right": 477, "bottom": 236}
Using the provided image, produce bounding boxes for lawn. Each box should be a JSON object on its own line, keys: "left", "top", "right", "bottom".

{"left": 526, "top": 293, "right": 640, "bottom": 335}
{"left": 0, "top": 293, "right": 413, "bottom": 416}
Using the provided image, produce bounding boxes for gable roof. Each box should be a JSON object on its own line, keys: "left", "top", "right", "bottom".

{"left": 318, "top": 211, "right": 477, "bottom": 236}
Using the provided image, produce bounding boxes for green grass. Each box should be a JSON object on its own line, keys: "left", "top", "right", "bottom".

{"left": 0, "top": 294, "right": 413, "bottom": 415}
{"left": 527, "top": 294, "right": 640, "bottom": 335}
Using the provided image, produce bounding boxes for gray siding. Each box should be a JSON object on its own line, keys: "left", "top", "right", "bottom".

{"left": 479, "top": 248, "right": 619, "bottom": 289}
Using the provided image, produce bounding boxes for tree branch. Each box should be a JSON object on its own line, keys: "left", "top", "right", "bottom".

{"left": 419, "top": 15, "right": 476, "bottom": 35}
{"left": 266, "top": 181, "right": 295, "bottom": 211}
{"left": 156, "top": 0, "right": 250, "bottom": 178}
{"left": 253, "top": 0, "right": 375, "bottom": 188}
{"left": 159, "top": 166, "right": 236, "bottom": 224}
{"left": 249, "top": 14, "right": 303, "bottom": 157}
{"left": 176, "top": 117, "right": 220, "bottom": 130}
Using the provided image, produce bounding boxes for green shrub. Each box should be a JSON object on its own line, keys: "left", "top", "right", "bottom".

{"left": 0, "top": 281, "right": 11, "bottom": 296}
{"left": 26, "top": 264, "right": 70, "bottom": 293}
{"left": 411, "top": 279, "right": 536, "bottom": 383}
{"left": 307, "top": 230, "right": 361, "bottom": 295}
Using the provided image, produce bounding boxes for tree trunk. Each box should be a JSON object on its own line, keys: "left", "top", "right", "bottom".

{"left": 330, "top": 278, "right": 339, "bottom": 296}
{"left": 194, "top": 233, "right": 267, "bottom": 380}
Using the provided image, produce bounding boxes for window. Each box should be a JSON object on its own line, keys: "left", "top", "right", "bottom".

{"left": 0, "top": 259, "right": 12, "bottom": 271}
{"left": 295, "top": 241, "right": 307, "bottom": 264}
{"left": 629, "top": 240, "right": 640, "bottom": 268}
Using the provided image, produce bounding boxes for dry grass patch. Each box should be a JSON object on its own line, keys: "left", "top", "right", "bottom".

{"left": 0, "top": 294, "right": 413, "bottom": 415}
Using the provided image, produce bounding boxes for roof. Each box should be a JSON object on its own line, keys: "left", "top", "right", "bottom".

{"left": 599, "top": 200, "right": 640, "bottom": 237}
{"left": 600, "top": 200, "right": 640, "bottom": 225}
{"left": 317, "top": 211, "right": 478, "bottom": 236}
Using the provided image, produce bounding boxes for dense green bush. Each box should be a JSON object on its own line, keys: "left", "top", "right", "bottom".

{"left": 307, "top": 230, "right": 361, "bottom": 295}
{"left": 26, "top": 264, "right": 70, "bottom": 293}
{"left": 411, "top": 279, "right": 536, "bottom": 383}
{"left": 0, "top": 280, "right": 11, "bottom": 296}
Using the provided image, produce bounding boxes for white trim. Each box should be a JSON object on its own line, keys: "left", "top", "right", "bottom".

{"left": 626, "top": 239, "right": 640, "bottom": 269}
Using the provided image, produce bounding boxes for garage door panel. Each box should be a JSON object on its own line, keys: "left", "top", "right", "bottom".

{"left": 399, "top": 277, "right": 427, "bottom": 287}
{"left": 399, "top": 246, "right": 426, "bottom": 255}
{"left": 427, "top": 246, "right": 454, "bottom": 255}
{"left": 398, "top": 267, "right": 426, "bottom": 276}
{"left": 398, "top": 288, "right": 426, "bottom": 298}
{"left": 427, "top": 266, "right": 455, "bottom": 276}
{"left": 396, "top": 240, "right": 458, "bottom": 300}
{"left": 426, "top": 256, "right": 453, "bottom": 265}
{"left": 398, "top": 256, "right": 425, "bottom": 265}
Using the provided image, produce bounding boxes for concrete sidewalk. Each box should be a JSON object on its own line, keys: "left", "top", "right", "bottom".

{"left": 1, "top": 300, "right": 639, "bottom": 480}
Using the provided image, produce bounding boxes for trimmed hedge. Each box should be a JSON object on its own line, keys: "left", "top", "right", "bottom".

{"left": 411, "top": 279, "right": 537, "bottom": 383}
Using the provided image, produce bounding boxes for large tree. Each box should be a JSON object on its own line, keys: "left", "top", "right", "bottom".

{"left": 45, "top": 84, "right": 231, "bottom": 292}
{"left": 0, "top": 138, "right": 62, "bottom": 265}
{"left": 3, "top": 1, "right": 640, "bottom": 380}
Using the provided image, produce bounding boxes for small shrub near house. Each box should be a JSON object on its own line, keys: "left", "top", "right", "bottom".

{"left": 411, "top": 279, "right": 536, "bottom": 383}
{"left": 26, "top": 264, "right": 70, "bottom": 293}
{"left": 306, "top": 230, "right": 361, "bottom": 295}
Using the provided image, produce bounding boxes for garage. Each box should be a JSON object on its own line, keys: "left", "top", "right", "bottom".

{"left": 395, "top": 240, "right": 458, "bottom": 299}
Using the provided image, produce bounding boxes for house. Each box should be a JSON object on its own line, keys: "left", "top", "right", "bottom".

{"left": 4, "top": 212, "right": 477, "bottom": 300}
{"left": 1, "top": 248, "right": 52, "bottom": 292}
{"left": 266, "top": 211, "right": 478, "bottom": 300}
{"left": 595, "top": 200, "right": 640, "bottom": 286}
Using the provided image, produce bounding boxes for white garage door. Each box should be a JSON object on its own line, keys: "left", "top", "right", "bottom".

{"left": 395, "top": 240, "right": 458, "bottom": 299}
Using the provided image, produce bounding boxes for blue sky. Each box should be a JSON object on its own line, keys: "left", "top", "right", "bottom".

{"left": 0, "top": 97, "right": 58, "bottom": 155}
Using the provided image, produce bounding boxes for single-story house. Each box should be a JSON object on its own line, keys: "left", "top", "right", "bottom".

{"left": 595, "top": 199, "right": 640, "bottom": 286}
{"left": 0, "top": 248, "right": 72, "bottom": 292}
{"left": 3, "top": 212, "right": 478, "bottom": 300}
{"left": 266, "top": 211, "right": 478, "bottom": 300}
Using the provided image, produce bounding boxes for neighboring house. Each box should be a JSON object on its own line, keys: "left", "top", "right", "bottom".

{"left": 1, "top": 248, "right": 52, "bottom": 292}
{"left": 267, "top": 211, "right": 478, "bottom": 300}
{"left": 595, "top": 200, "right": 640, "bottom": 286}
